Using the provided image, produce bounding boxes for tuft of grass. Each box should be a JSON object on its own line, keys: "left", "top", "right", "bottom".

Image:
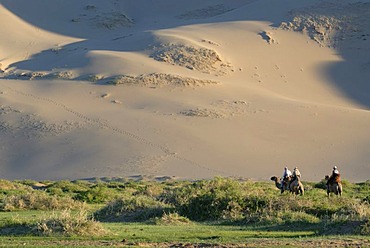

{"left": 153, "top": 212, "right": 192, "bottom": 225}
{"left": 36, "top": 209, "right": 106, "bottom": 237}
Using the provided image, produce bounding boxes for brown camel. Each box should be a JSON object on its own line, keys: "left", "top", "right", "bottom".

{"left": 325, "top": 175, "right": 342, "bottom": 196}
{"left": 270, "top": 176, "right": 304, "bottom": 195}
{"left": 270, "top": 176, "right": 289, "bottom": 193}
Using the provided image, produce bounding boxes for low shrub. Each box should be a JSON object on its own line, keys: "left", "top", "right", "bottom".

{"left": 45, "top": 180, "right": 91, "bottom": 197}
{"left": 245, "top": 209, "right": 320, "bottom": 225}
{"left": 153, "top": 212, "right": 192, "bottom": 225}
{"left": 0, "top": 192, "right": 83, "bottom": 211}
{"left": 177, "top": 177, "right": 247, "bottom": 221}
{"left": 0, "top": 177, "right": 369, "bottom": 237}
{"left": 0, "top": 180, "right": 30, "bottom": 191}
{"left": 358, "top": 219, "right": 370, "bottom": 235}
{"left": 36, "top": 209, "right": 106, "bottom": 236}
{"left": 139, "top": 183, "right": 165, "bottom": 198}
{"left": 73, "top": 185, "right": 113, "bottom": 204}
{"left": 94, "top": 195, "right": 172, "bottom": 222}
{"left": 314, "top": 179, "right": 327, "bottom": 190}
{"left": 280, "top": 211, "right": 320, "bottom": 224}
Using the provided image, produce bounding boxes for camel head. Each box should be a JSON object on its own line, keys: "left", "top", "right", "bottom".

{"left": 271, "top": 176, "right": 282, "bottom": 190}
{"left": 270, "top": 176, "right": 279, "bottom": 182}
{"left": 325, "top": 175, "right": 330, "bottom": 181}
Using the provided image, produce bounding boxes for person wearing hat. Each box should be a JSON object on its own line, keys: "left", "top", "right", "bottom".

{"left": 281, "top": 167, "right": 292, "bottom": 189}
{"left": 332, "top": 166, "right": 339, "bottom": 175}
{"left": 327, "top": 166, "right": 340, "bottom": 185}
{"left": 292, "top": 167, "right": 301, "bottom": 180}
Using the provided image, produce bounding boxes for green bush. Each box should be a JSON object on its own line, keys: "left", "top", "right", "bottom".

{"left": 0, "top": 176, "right": 368, "bottom": 236}
{"left": 314, "top": 179, "right": 327, "bottom": 190}
{"left": 0, "top": 180, "right": 32, "bottom": 199}
{"left": 46, "top": 180, "right": 91, "bottom": 197}
{"left": 178, "top": 177, "right": 246, "bottom": 221}
{"left": 73, "top": 185, "right": 113, "bottom": 204}
{"left": 94, "top": 195, "right": 172, "bottom": 222}
{"left": 0, "top": 191, "right": 83, "bottom": 211}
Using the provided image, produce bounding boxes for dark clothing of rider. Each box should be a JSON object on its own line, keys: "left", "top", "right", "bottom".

{"left": 327, "top": 166, "right": 340, "bottom": 185}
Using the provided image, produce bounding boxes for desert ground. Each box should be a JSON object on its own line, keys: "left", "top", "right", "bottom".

{"left": 0, "top": 0, "right": 369, "bottom": 182}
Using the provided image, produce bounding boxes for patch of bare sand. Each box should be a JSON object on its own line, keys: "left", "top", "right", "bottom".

{"left": 180, "top": 100, "right": 267, "bottom": 119}
{"left": 0, "top": 105, "right": 82, "bottom": 139}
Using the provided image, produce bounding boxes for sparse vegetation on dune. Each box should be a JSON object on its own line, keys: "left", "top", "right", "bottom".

{"left": 0, "top": 177, "right": 368, "bottom": 246}
{"left": 106, "top": 73, "right": 219, "bottom": 88}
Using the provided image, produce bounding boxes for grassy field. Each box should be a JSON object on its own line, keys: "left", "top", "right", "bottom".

{"left": 0, "top": 177, "right": 368, "bottom": 247}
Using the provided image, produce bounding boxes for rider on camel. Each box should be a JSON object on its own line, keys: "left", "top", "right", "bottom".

{"left": 327, "top": 166, "right": 340, "bottom": 185}
{"left": 281, "top": 167, "right": 292, "bottom": 189}
{"left": 292, "top": 167, "right": 301, "bottom": 181}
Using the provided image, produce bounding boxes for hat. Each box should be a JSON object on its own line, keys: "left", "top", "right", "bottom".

{"left": 333, "top": 166, "right": 337, "bottom": 169}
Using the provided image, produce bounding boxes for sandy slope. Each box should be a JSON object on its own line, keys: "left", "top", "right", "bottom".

{"left": 0, "top": 0, "right": 369, "bottom": 181}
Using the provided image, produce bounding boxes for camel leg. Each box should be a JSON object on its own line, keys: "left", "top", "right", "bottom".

{"left": 299, "top": 187, "right": 304, "bottom": 196}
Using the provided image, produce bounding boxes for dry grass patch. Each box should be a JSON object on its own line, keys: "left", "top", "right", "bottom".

{"left": 36, "top": 209, "right": 106, "bottom": 237}
{"left": 153, "top": 212, "right": 192, "bottom": 225}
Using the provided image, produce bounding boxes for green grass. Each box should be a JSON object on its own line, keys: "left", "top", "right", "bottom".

{"left": 0, "top": 217, "right": 368, "bottom": 247}
{"left": 0, "top": 177, "right": 368, "bottom": 247}
{"left": 106, "top": 222, "right": 315, "bottom": 241}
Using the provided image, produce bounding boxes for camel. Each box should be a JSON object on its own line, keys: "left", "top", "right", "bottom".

{"left": 289, "top": 177, "right": 305, "bottom": 196}
{"left": 325, "top": 175, "right": 342, "bottom": 196}
{"left": 271, "top": 176, "right": 289, "bottom": 193}
{"left": 270, "top": 176, "right": 304, "bottom": 196}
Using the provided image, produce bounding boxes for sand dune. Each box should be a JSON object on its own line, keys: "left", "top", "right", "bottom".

{"left": 0, "top": 0, "right": 369, "bottom": 182}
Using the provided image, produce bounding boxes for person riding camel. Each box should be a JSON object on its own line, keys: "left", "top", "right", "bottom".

{"left": 292, "top": 167, "right": 301, "bottom": 181}
{"left": 327, "top": 166, "right": 341, "bottom": 185}
{"left": 281, "top": 167, "right": 292, "bottom": 189}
